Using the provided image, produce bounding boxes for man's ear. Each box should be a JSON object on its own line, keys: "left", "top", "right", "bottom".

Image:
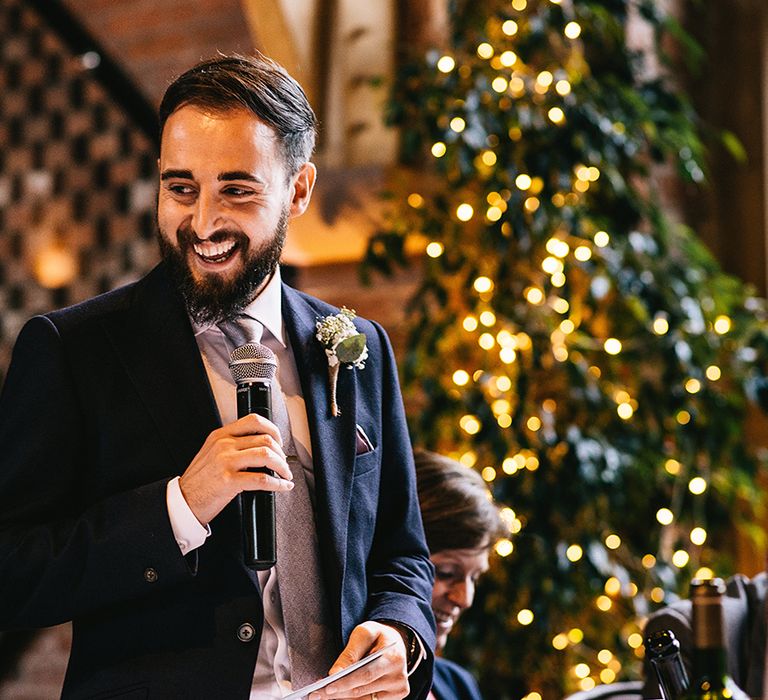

{"left": 288, "top": 162, "right": 317, "bottom": 218}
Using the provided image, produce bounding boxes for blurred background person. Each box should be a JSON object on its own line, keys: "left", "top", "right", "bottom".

{"left": 414, "top": 449, "right": 506, "bottom": 700}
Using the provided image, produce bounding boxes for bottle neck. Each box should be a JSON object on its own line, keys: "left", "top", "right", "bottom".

{"left": 690, "top": 592, "right": 727, "bottom": 687}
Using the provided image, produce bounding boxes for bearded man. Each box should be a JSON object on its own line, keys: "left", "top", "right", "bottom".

{"left": 0, "top": 54, "right": 435, "bottom": 700}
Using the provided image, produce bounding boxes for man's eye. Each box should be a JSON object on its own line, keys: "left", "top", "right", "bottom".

{"left": 436, "top": 569, "right": 458, "bottom": 581}
{"left": 224, "top": 187, "right": 252, "bottom": 197}
{"left": 169, "top": 184, "right": 195, "bottom": 196}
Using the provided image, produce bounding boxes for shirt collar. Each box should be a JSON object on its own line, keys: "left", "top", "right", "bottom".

{"left": 190, "top": 266, "right": 286, "bottom": 347}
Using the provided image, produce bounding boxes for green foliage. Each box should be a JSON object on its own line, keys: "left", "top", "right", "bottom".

{"left": 366, "top": 0, "right": 768, "bottom": 697}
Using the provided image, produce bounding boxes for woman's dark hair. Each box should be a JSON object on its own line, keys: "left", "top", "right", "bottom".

{"left": 158, "top": 53, "right": 317, "bottom": 175}
{"left": 414, "top": 449, "right": 506, "bottom": 554}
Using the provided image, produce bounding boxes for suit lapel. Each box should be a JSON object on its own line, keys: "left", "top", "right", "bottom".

{"left": 100, "top": 264, "right": 220, "bottom": 475}
{"left": 281, "top": 285, "right": 357, "bottom": 600}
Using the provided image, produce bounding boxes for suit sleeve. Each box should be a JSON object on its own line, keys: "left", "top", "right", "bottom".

{"left": 363, "top": 321, "right": 436, "bottom": 698}
{"left": 0, "top": 316, "right": 193, "bottom": 629}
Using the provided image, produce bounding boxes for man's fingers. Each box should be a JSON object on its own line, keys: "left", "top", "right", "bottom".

{"left": 227, "top": 412, "right": 283, "bottom": 444}
{"left": 236, "top": 470, "right": 294, "bottom": 492}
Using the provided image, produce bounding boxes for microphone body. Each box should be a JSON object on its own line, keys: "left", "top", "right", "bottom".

{"left": 229, "top": 344, "right": 278, "bottom": 570}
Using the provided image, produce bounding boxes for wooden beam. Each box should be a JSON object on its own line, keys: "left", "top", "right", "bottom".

{"left": 239, "top": 0, "right": 315, "bottom": 106}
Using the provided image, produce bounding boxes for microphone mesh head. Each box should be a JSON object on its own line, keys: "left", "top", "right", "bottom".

{"left": 229, "top": 343, "right": 277, "bottom": 383}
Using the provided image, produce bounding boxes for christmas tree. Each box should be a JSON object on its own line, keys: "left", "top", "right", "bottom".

{"left": 365, "top": 0, "right": 768, "bottom": 696}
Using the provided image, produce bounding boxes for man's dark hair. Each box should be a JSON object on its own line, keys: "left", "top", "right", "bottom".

{"left": 158, "top": 53, "right": 317, "bottom": 174}
{"left": 414, "top": 449, "right": 506, "bottom": 554}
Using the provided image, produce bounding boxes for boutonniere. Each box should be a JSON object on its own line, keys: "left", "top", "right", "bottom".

{"left": 316, "top": 307, "right": 368, "bottom": 417}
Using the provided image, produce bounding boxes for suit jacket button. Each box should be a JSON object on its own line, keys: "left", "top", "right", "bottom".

{"left": 237, "top": 623, "right": 256, "bottom": 642}
{"left": 144, "top": 567, "right": 158, "bottom": 583}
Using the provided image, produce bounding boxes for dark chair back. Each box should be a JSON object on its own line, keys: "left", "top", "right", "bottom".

{"left": 563, "top": 680, "right": 643, "bottom": 700}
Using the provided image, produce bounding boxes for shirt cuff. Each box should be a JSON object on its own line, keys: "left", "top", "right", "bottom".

{"left": 166, "top": 476, "right": 211, "bottom": 555}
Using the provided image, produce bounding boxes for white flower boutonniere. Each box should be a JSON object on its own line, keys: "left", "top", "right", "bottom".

{"left": 316, "top": 307, "right": 368, "bottom": 417}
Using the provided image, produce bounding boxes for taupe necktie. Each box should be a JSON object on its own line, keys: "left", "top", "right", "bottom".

{"left": 218, "top": 315, "right": 336, "bottom": 689}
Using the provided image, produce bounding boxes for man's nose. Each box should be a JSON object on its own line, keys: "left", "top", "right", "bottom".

{"left": 448, "top": 578, "right": 475, "bottom": 611}
{"left": 191, "top": 191, "right": 224, "bottom": 239}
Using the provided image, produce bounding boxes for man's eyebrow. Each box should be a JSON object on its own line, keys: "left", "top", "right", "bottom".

{"left": 218, "top": 171, "right": 264, "bottom": 183}
{"left": 160, "top": 169, "right": 194, "bottom": 181}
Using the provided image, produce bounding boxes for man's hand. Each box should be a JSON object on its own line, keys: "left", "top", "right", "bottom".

{"left": 309, "top": 621, "right": 409, "bottom": 700}
{"left": 178, "top": 413, "right": 294, "bottom": 525}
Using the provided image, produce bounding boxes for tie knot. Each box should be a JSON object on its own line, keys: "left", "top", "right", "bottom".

{"left": 218, "top": 315, "right": 263, "bottom": 348}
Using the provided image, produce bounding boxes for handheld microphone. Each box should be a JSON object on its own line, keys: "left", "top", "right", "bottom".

{"left": 228, "top": 343, "right": 278, "bottom": 570}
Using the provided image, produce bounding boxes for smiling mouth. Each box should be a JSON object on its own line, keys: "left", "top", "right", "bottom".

{"left": 192, "top": 239, "right": 239, "bottom": 264}
{"left": 434, "top": 611, "right": 454, "bottom": 627}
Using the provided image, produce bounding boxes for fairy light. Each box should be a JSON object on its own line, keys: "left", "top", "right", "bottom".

{"left": 453, "top": 370, "right": 470, "bottom": 386}
{"left": 480, "top": 311, "right": 497, "bottom": 327}
{"left": 482, "top": 150, "right": 497, "bottom": 166}
{"left": 492, "top": 76, "right": 509, "bottom": 93}
{"left": 496, "top": 538, "right": 514, "bottom": 556}
{"left": 642, "top": 554, "right": 657, "bottom": 568}
{"left": 574, "top": 663, "right": 590, "bottom": 679}
{"left": 706, "top": 365, "right": 722, "bottom": 380}
{"left": 568, "top": 628, "right": 584, "bottom": 644}
{"left": 463, "top": 315, "right": 479, "bottom": 331}
{"left": 431, "top": 142, "right": 447, "bottom": 157}
{"left": 690, "top": 527, "right": 707, "bottom": 545}
{"left": 525, "top": 287, "right": 545, "bottom": 304}
{"left": 653, "top": 315, "right": 669, "bottom": 335}
{"left": 580, "top": 679, "right": 596, "bottom": 692}
{"left": 498, "top": 414, "right": 512, "bottom": 428}
{"left": 509, "top": 76, "right": 525, "bottom": 96}
{"left": 574, "top": 245, "right": 592, "bottom": 261}
{"left": 537, "top": 70, "right": 554, "bottom": 87}
{"left": 564, "top": 21, "right": 582, "bottom": 38}
{"left": 604, "top": 338, "right": 622, "bottom": 355}
{"left": 605, "top": 534, "right": 621, "bottom": 550}
{"left": 555, "top": 79, "right": 571, "bottom": 96}
{"left": 596, "top": 595, "right": 612, "bottom": 611}
{"left": 594, "top": 230, "right": 610, "bottom": 247}
{"left": 685, "top": 378, "right": 702, "bottom": 394}
{"left": 456, "top": 203, "right": 474, "bottom": 221}
{"left": 500, "top": 347, "right": 517, "bottom": 364}
{"left": 460, "top": 415, "right": 481, "bottom": 435}
{"left": 552, "top": 633, "right": 568, "bottom": 650}
{"left": 604, "top": 577, "right": 621, "bottom": 596}
{"left": 560, "top": 320, "right": 575, "bottom": 333}
{"left": 617, "top": 403, "right": 633, "bottom": 419}
{"left": 542, "top": 256, "right": 564, "bottom": 275}
{"left": 518, "top": 609, "right": 534, "bottom": 625}
{"left": 477, "top": 42, "right": 494, "bottom": 59}
{"left": 651, "top": 587, "right": 665, "bottom": 603}
{"left": 689, "top": 476, "right": 707, "bottom": 494}
{"left": 492, "top": 399, "right": 511, "bottom": 414}
{"left": 627, "top": 633, "right": 643, "bottom": 649}
{"left": 527, "top": 416, "right": 542, "bottom": 431}
{"left": 713, "top": 315, "right": 731, "bottom": 334}
{"left": 511, "top": 0, "right": 527, "bottom": 10}
{"left": 546, "top": 237, "right": 570, "bottom": 258}
{"left": 502, "top": 19, "right": 519, "bottom": 35}
{"left": 672, "top": 550, "right": 690, "bottom": 568}
{"left": 525, "top": 197, "right": 541, "bottom": 212}
{"left": 695, "top": 567, "right": 714, "bottom": 580}
{"left": 482, "top": 466, "right": 497, "bottom": 481}
{"left": 479, "top": 333, "right": 496, "bottom": 349}
{"left": 665, "top": 459, "right": 681, "bottom": 475}
{"left": 600, "top": 669, "right": 617, "bottom": 684}
{"left": 474, "top": 276, "right": 494, "bottom": 293}
{"left": 566, "top": 544, "right": 583, "bottom": 562}
{"left": 677, "top": 410, "right": 691, "bottom": 425}
{"left": 552, "top": 297, "right": 570, "bottom": 313}
{"left": 426, "top": 242, "right": 444, "bottom": 258}
{"left": 516, "top": 174, "right": 533, "bottom": 190}
{"left": 497, "top": 375, "right": 512, "bottom": 391}
{"left": 407, "top": 193, "right": 424, "bottom": 208}
{"left": 450, "top": 117, "right": 466, "bottom": 133}
{"left": 500, "top": 50, "right": 518, "bottom": 67}
{"left": 437, "top": 55, "right": 456, "bottom": 73}
{"left": 656, "top": 508, "right": 674, "bottom": 525}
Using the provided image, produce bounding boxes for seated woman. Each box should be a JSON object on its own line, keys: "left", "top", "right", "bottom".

{"left": 414, "top": 449, "right": 506, "bottom": 700}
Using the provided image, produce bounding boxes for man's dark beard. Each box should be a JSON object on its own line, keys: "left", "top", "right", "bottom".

{"left": 158, "top": 210, "right": 288, "bottom": 326}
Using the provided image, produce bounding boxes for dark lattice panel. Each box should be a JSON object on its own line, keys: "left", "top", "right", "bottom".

{"left": 0, "top": 0, "right": 160, "bottom": 380}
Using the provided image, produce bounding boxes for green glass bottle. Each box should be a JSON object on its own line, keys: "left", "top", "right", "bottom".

{"left": 680, "top": 578, "right": 749, "bottom": 700}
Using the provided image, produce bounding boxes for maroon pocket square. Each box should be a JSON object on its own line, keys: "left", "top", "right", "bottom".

{"left": 355, "top": 424, "right": 375, "bottom": 455}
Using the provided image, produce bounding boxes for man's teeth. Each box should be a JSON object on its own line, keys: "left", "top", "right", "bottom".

{"left": 434, "top": 612, "right": 453, "bottom": 624}
{"left": 193, "top": 240, "right": 237, "bottom": 262}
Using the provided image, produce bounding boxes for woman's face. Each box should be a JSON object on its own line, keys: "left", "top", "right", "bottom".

{"left": 430, "top": 547, "right": 489, "bottom": 651}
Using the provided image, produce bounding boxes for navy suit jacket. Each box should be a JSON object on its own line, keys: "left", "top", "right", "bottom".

{"left": 432, "top": 658, "right": 483, "bottom": 700}
{"left": 0, "top": 263, "right": 435, "bottom": 699}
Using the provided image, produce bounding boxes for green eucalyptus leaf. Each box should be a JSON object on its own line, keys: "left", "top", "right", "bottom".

{"left": 335, "top": 334, "right": 366, "bottom": 364}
